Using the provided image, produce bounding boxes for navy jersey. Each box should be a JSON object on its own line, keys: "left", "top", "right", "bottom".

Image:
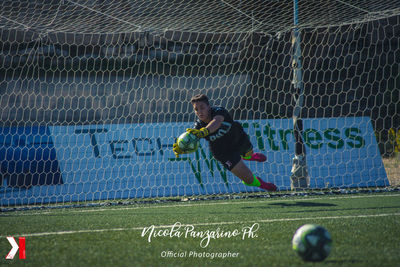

{"left": 194, "top": 106, "right": 251, "bottom": 158}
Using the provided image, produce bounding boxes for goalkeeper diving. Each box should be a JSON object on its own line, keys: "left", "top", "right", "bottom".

{"left": 173, "top": 94, "right": 277, "bottom": 192}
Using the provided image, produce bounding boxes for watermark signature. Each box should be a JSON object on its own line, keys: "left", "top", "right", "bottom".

{"left": 141, "top": 222, "right": 259, "bottom": 248}
{"left": 160, "top": 250, "right": 239, "bottom": 259}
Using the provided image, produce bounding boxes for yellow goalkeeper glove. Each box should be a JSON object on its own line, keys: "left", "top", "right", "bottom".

{"left": 186, "top": 127, "right": 209, "bottom": 138}
{"left": 172, "top": 142, "right": 185, "bottom": 158}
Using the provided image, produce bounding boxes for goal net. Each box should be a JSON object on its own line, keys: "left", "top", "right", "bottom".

{"left": 1, "top": 0, "right": 399, "bottom": 206}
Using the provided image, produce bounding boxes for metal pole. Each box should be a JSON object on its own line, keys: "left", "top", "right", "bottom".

{"left": 290, "top": 0, "right": 310, "bottom": 190}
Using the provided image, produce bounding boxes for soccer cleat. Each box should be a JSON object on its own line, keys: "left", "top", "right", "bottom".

{"left": 256, "top": 177, "right": 277, "bottom": 192}
{"left": 242, "top": 152, "right": 267, "bottom": 162}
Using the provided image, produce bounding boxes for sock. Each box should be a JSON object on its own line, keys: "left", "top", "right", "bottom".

{"left": 242, "top": 150, "right": 253, "bottom": 160}
{"left": 242, "top": 175, "right": 261, "bottom": 187}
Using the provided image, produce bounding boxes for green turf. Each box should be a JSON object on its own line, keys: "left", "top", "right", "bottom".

{"left": 1, "top": 193, "right": 400, "bottom": 267}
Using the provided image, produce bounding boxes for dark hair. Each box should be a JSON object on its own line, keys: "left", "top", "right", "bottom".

{"left": 190, "top": 94, "right": 209, "bottom": 105}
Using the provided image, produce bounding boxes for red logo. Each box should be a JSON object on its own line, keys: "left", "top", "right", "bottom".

{"left": 5, "top": 237, "right": 25, "bottom": 260}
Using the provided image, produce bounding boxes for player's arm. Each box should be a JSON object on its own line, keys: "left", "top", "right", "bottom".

{"left": 205, "top": 115, "right": 224, "bottom": 133}
{"left": 187, "top": 115, "right": 224, "bottom": 138}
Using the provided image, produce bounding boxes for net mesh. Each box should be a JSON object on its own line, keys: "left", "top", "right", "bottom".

{"left": 1, "top": 1, "right": 399, "bottom": 33}
{"left": 0, "top": 0, "right": 399, "bottom": 206}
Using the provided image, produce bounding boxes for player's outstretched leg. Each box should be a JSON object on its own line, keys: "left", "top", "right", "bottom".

{"left": 242, "top": 150, "right": 266, "bottom": 162}
{"left": 230, "top": 160, "right": 277, "bottom": 192}
{"left": 242, "top": 175, "right": 277, "bottom": 192}
{"left": 255, "top": 176, "right": 277, "bottom": 191}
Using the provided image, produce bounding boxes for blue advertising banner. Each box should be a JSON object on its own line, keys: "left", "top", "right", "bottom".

{"left": 0, "top": 117, "right": 389, "bottom": 205}
{"left": 0, "top": 126, "right": 63, "bottom": 205}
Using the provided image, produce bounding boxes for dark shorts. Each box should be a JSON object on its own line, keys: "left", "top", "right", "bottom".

{"left": 211, "top": 124, "right": 253, "bottom": 171}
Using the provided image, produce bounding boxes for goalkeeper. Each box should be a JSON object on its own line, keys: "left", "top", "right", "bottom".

{"left": 173, "top": 94, "right": 276, "bottom": 192}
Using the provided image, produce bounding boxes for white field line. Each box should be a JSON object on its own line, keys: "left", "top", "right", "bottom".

{"left": 1, "top": 193, "right": 400, "bottom": 217}
{"left": 1, "top": 212, "right": 400, "bottom": 238}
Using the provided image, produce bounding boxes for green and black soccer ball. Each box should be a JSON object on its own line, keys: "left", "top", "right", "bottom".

{"left": 177, "top": 132, "right": 199, "bottom": 153}
{"left": 292, "top": 224, "right": 332, "bottom": 262}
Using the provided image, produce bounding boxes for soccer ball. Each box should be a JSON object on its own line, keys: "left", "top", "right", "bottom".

{"left": 292, "top": 224, "right": 332, "bottom": 262}
{"left": 177, "top": 132, "right": 199, "bottom": 153}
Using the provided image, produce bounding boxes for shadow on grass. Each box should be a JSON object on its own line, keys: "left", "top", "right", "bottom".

{"left": 324, "top": 259, "right": 365, "bottom": 264}
{"left": 241, "top": 202, "right": 400, "bottom": 214}
{"left": 269, "top": 202, "right": 337, "bottom": 208}
{"left": 242, "top": 202, "right": 337, "bottom": 209}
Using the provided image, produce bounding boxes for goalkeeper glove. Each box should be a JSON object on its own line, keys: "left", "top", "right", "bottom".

{"left": 186, "top": 127, "right": 209, "bottom": 138}
{"left": 172, "top": 142, "right": 185, "bottom": 157}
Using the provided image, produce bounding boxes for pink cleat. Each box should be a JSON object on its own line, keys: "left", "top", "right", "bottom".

{"left": 242, "top": 152, "right": 267, "bottom": 162}
{"left": 256, "top": 177, "right": 277, "bottom": 192}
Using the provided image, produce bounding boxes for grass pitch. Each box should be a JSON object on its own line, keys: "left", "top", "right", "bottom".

{"left": 1, "top": 192, "right": 400, "bottom": 267}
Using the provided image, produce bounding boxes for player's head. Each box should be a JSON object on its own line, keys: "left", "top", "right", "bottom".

{"left": 191, "top": 94, "right": 210, "bottom": 122}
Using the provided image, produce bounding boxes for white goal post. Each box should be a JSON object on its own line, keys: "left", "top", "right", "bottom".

{"left": 0, "top": 0, "right": 399, "bottom": 206}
